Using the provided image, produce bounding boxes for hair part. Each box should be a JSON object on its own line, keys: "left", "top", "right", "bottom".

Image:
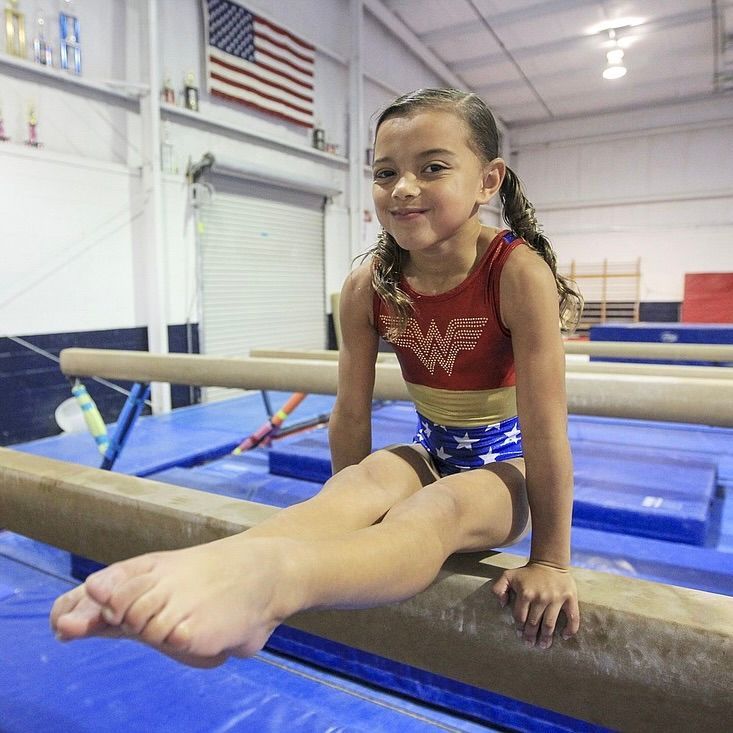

{"left": 367, "top": 88, "right": 583, "bottom": 336}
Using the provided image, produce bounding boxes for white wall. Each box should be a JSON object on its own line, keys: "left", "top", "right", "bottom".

{"left": 510, "top": 97, "right": 733, "bottom": 303}
{"left": 4, "top": 0, "right": 728, "bottom": 346}
{"left": 0, "top": 0, "right": 448, "bottom": 340}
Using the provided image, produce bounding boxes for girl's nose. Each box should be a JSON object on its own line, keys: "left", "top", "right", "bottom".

{"left": 392, "top": 173, "right": 419, "bottom": 199}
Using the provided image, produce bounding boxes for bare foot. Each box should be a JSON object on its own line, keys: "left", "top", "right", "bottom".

{"left": 51, "top": 536, "right": 304, "bottom": 663}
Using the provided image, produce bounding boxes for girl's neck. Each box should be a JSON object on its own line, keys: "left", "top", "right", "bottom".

{"left": 403, "top": 221, "right": 498, "bottom": 293}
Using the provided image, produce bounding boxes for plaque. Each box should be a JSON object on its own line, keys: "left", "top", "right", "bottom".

{"left": 33, "top": 8, "right": 52, "bottom": 65}
{"left": 59, "top": 0, "right": 80, "bottom": 74}
{"left": 312, "top": 126, "right": 325, "bottom": 151}
{"left": 183, "top": 71, "right": 199, "bottom": 111}
{"left": 4, "top": 0, "right": 26, "bottom": 58}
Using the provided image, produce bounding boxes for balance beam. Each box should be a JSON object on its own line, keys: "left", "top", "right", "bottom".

{"left": 0, "top": 447, "right": 731, "bottom": 732}
{"left": 563, "top": 340, "right": 733, "bottom": 362}
{"left": 251, "top": 348, "right": 733, "bottom": 380}
{"left": 251, "top": 342, "right": 733, "bottom": 363}
{"left": 60, "top": 348, "right": 733, "bottom": 426}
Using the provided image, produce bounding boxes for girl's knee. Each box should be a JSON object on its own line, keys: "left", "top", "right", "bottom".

{"left": 382, "top": 482, "right": 462, "bottom": 526}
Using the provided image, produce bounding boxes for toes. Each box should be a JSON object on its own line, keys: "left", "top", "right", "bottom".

{"left": 134, "top": 601, "right": 185, "bottom": 647}
{"left": 50, "top": 585, "right": 85, "bottom": 629}
{"left": 101, "top": 574, "right": 158, "bottom": 626}
{"left": 120, "top": 588, "right": 168, "bottom": 636}
{"left": 85, "top": 555, "right": 156, "bottom": 606}
{"left": 53, "top": 592, "right": 112, "bottom": 640}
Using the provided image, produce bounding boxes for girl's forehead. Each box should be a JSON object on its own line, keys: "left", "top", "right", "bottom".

{"left": 375, "top": 110, "right": 472, "bottom": 150}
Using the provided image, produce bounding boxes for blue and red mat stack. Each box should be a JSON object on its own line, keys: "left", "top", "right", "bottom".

{"left": 3, "top": 391, "right": 732, "bottom": 731}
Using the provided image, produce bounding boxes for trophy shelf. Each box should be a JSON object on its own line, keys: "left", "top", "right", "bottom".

{"left": 161, "top": 102, "right": 349, "bottom": 170}
{"left": 0, "top": 52, "right": 146, "bottom": 106}
{"left": 0, "top": 138, "right": 134, "bottom": 177}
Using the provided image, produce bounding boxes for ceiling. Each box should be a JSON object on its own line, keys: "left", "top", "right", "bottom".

{"left": 380, "top": 0, "right": 733, "bottom": 126}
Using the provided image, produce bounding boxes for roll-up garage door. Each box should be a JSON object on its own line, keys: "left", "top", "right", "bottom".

{"left": 198, "top": 176, "right": 326, "bottom": 402}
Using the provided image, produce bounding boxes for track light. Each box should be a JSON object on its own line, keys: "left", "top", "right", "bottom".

{"left": 603, "top": 29, "right": 627, "bottom": 80}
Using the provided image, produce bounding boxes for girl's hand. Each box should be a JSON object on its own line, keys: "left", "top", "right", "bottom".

{"left": 491, "top": 561, "right": 580, "bottom": 649}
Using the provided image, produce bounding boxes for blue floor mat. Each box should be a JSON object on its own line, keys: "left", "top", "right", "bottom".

{"left": 0, "top": 533, "right": 502, "bottom": 733}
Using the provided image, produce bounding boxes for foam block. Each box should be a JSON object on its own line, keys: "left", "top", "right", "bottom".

{"left": 682, "top": 272, "right": 733, "bottom": 323}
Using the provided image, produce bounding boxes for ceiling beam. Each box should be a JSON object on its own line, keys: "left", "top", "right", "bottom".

{"left": 441, "top": 8, "right": 715, "bottom": 74}
{"left": 362, "top": 0, "right": 465, "bottom": 88}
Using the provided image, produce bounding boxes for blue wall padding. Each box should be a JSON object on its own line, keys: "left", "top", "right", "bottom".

{"left": 0, "top": 539, "right": 501, "bottom": 733}
{"left": 589, "top": 323, "right": 733, "bottom": 366}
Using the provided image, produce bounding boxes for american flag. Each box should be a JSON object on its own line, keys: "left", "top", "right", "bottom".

{"left": 203, "top": 0, "right": 315, "bottom": 128}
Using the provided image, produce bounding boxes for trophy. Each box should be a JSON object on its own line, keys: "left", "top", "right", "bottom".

{"left": 25, "top": 104, "right": 41, "bottom": 147}
{"left": 0, "top": 104, "right": 10, "bottom": 142}
{"left": 4, "top": 0, "right": 26, "bottom": 57}
{"left": 161, "top": 73, "right": 175, "bottom": 104}
{"left": 183, "top": 72, "right": 199, "bottom": 111}
{"left": 33, "top": 7, "right": 52, "bottom": 66}
{"left": 59, "top": 0, "right": 80, "bottom": 74}
{"left": 312, "top": 124, "right": 325, "bottom": 151}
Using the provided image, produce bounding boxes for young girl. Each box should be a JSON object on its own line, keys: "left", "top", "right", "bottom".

{"left": 51, "top": 88, "right": 582, "bottom": 667}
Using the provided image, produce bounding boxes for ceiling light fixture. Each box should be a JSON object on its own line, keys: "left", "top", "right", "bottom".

{"left": 602, "top": 29, "right": 627, "bottom": 80}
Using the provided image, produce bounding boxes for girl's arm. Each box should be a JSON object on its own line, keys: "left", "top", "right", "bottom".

{"left": 493, "top": 245, "right": 580, "bottom": 648}
{"left": 329, "top": 263, "right": 380, "bottom": 473}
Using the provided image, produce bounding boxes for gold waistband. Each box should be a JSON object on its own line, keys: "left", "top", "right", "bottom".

{"left": 404, "top": 382, "right": 517, "bottom": 427}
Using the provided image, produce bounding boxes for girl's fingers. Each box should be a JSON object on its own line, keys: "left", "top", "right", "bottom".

{"left": 562, "top": 597, "right": 581, "bottom": 639}
{"left": 491, "top": 573, "right": 511, "bottom": 607}
{"left": 537, "top": 601, "right": 563, "bottom": 649}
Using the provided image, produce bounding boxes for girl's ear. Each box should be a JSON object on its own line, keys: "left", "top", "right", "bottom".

{"left": 478, "top": 157, "right": 506, "bottom": 204}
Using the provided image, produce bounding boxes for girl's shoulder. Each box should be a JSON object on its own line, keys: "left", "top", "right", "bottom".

{"left": 340, "top": 259, "right": 377, "bottom": 321}
{"left": 343, "top": 258, "right": 375, "bottom": 297}
{"left": 503, "top": 241, "right": 553, "bottom": 282}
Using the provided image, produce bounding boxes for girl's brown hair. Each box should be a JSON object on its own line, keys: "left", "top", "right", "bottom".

{"left": 368, "top": 88, "right": 582, "bottom": 336}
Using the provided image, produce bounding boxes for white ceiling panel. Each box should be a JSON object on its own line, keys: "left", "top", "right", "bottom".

{"left": 375, "top": 0, "right": 733, "bottom": 126}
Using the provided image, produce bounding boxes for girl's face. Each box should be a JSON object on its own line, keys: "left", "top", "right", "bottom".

{"left": 372, "top": 109, "right": 498, "bottom": 254}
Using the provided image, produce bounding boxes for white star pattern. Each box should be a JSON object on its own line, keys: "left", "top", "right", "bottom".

{"left": 436, "top": 446, "right": 451, "bottom": 460}
{"left": 414, "top": 413, "right": 522, "bottom": 475}
{"left": 380, "top": 316, "right": 488, "bottom": 376}
{"left": 501, "top": 424, "right": 522, "bottom": 445}
{"left": 480, "top": 448, "right": 497, "bottom": 464}
{"left": 484, "top": 422, "right": 501, "bottom": 432}
{"left": 455, "top": 432, "right": 480, "bottom": 450}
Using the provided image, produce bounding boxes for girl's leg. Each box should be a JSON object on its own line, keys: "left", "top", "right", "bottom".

{"left": 243, "top": 445, "right": 436, "bottom": 540}
{"left": 51, "top": 446, "right": 433, "bottom": 644}
{"left": 54, "top": 457, "right": 527, "bottom": 662}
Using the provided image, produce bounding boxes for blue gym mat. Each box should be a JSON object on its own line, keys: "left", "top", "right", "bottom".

{"left": 6, "top": 392, "right": 733, "bottom": 731}
{"left": 0, "top": 532, "right": 607, "bottom": 733}
{"left": 146, "top": 451, "right": 732, "bottom": 597}
{"left": 15, "top": 393, "right": 336, "bottom": 477}
{"left": 268, "top": 411, "right": 721, "bottom": 546}
{"left": 589, "top": 323, "right": 733, "bottom": 366}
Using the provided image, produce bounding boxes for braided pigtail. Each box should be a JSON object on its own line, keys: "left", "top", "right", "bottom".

{"left": 500, "top": 166, "right": 583, "bottom": 331}
{"left": 368, "top": 228, "right": 413, "bottom": 340}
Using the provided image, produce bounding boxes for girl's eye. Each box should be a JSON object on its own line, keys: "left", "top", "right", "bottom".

{"left": 373, "top": 169, "right": 394, "bottom": 180}
{"left": 425, "top": 163, "right": 446, "bottom": 174}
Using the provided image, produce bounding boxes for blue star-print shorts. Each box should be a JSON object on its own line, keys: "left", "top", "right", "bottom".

{"left": 412, "top": 411, "right": 524, "bottom": 477}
